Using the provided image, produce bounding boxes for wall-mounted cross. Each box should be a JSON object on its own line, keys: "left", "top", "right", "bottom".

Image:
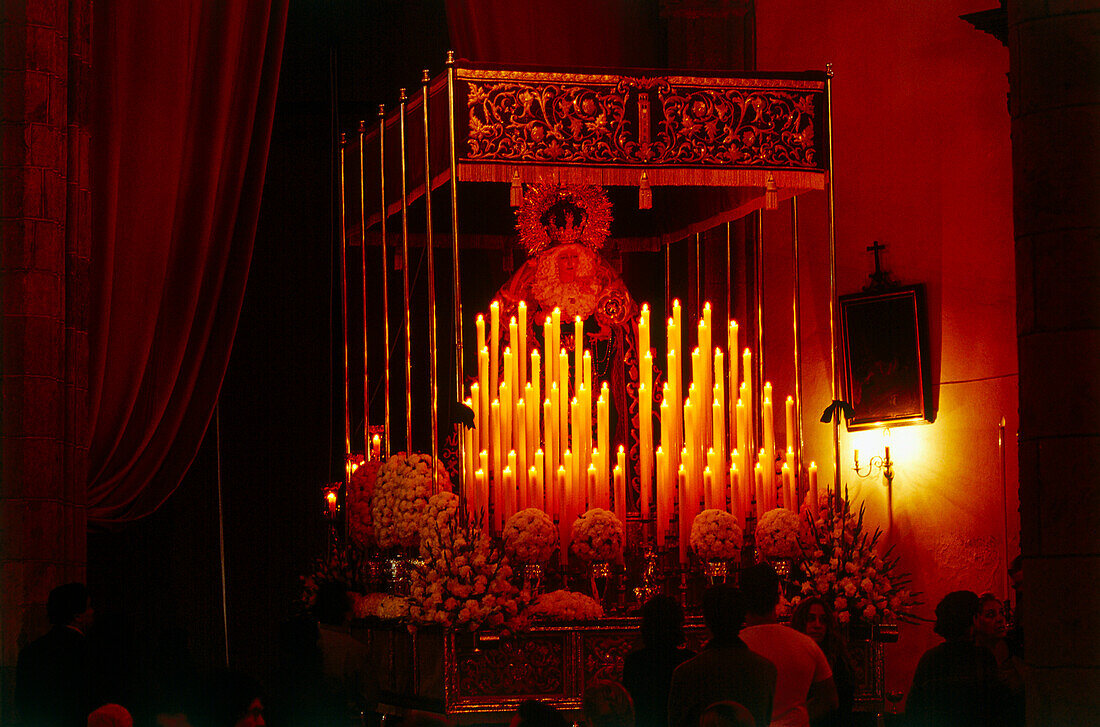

{"left": 867, "top": 240, "right": 886, "bottom": 276}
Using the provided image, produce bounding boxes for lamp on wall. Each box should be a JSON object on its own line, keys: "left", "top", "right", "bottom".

{"left": 853, "top": 427, "right": 894, "bottom": 485}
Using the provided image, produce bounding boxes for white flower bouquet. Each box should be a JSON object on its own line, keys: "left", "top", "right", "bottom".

{"left": 690, "top": 509, "right": 744, "bottom": 561}
{"left": 370, "top": 452, "right": 451, "bottom": 550}
{"left": 503, "top": 508, "right": 558, "bottom": 564}
{"left": 527, "top": 589, "right": 604, "bottom": 621}
{"left": 570, "top": 508, "right": 624, "bottom": 563}
{"left": 409, "top": 514, "right": 528, "bottom": 631}
{"left": 791, "top": 496, "right": 923, "bottom": 625}
{"left": 352, "top": 592, "right": 410, "bottom": 621}
{"left": 755, "top": 507, "right": 802, "bottom": 558}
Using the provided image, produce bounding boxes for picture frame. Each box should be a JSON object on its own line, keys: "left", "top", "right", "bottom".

{"left": 839, "top": 285, "right": 932, "bottom": 430}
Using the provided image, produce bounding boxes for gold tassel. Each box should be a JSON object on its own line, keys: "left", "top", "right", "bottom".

{"left": 639, "top": 171, "right": 652, "bottom": 209}
{"left": 765, "top": 172, "right": 779, "bottom": 210}
{"left": 510, "top": 170, "right": 522, "bottom": 207}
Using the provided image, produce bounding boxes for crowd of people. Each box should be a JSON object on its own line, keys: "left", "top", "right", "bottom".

{"left": 14, "top": 565, "right": 1025, "bottom": 727}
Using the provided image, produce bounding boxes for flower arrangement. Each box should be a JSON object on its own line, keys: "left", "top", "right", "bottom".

{"left": 420, "top": 491, "right": 460, "bottom": 553}
{"left": 527, "top": 589, "right": 605, "bottom": 621}
{"left": 755, "top": 507, "right": 802, "bottom": 558}
{"left": 570, "top": 508, "right": 625, "bottom": 563}
{"left": 409, "top": 514, "right": 528, "bottom": 631}
{"left": 503, "top": 508, "right": 558, "bottom": 564}
{"left": 352, "top": 592, "right": 410, "bottom": 621}
{"left": 792, "top": 495, "right": 923, "bottom": 625}
{"left": 297, "top": 548, "right": 365, "bottom": 613}
{"left": 690, "top": 509, "right": 744, "bottom": 561}
{"left": 370, "top": 453, "right": 451, "bottom": 550}
{"left": 347, "top": 459, "right": 383, "bottom": 549}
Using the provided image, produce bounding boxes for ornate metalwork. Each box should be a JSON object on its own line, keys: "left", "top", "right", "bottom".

{"left": 580, "top": 633, "right": 635, "bottom": 685}
{"left": 461, "top": 71, "right": 823, "bottom": 170}
{"left": 454, "top": 634, "right": 566, "bottom": 696}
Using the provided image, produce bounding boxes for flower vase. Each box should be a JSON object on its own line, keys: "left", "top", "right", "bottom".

{"left": 589, "top": 560, "right": 612, "bottom": 605}
{"left": 702, "top": 559, "right": 731, "bottom": 586}
{"left": 387, "top": 553, "right": 410, "bottom": 596}
{"left": 523, "top": 563, "right": 545, "bottom": 597}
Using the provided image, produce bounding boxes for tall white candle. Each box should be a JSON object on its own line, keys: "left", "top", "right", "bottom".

{"left": 490, "top": 301, "right": 500, "bottom": 400}
{"left": 517, "top": 302, "right": 527, "bottom": 392}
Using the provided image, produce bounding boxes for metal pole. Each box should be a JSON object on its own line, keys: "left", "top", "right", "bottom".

{"left": 791, "top": 197, "right": 805, "bottom": 499}
{"left": 447, "top": 52, "right": 465, "bottom": 403}
{"left": 423, "top": 70, "right": 440, "bottom": 491}
{"left": 359, "top": 121, "right": 370, "bottom": 456}
{"left": 695, "top": 232, "right": 702, "bottom": 322}
{"left": 339, "top": 134, "right": 352, "bottom": 462}
{"left": 825, "top": 64, "right": 842, "bottom": 510}
{"left": 379, "top": 105, "right": 392, "bottom": 457}
{"left": 399, "top": 89, "right": 413, "bottom": 450}
{"left": 755, "top": 210, "right": 765, "bottom": 444}
{"left": 664, "top": 240, "right": 671, "bottom": 321}
{"left": 725, "top": 222, "right": 732, "bottom": 328}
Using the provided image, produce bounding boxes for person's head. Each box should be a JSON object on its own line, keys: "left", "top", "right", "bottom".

{"left": 47, "top": 582, "right": 91, "bottom": 629}
{"left": 640, "top": 595, "right": 686, "bottom": 649}
{"left": 790, "top": 596, "right": 834, "bottom": 645}
{"left": 583, "top": 680, "right": 635, "bottom": 727}
{"left": 933, "top": 590, "right": 981, "bottom": 641}
{"left": 699, "top": 701, "right": 756, "bottom": 727}
{"left": 740, "top": 563, "right": 780, "bottom": 619}
{"left": 88, "top": 703, "right": 134, "bottom": 727}
{"left": 975, "top": 593, "right": 1006, "bottom": 642}
{"left": 312, "top": 581, "right": 351, "bottom": 626}
{"left": 702, "top": 585, "right": 746, "bottom": 644}
{"left": 510, "top": 700, "right": 568, "bottom": 727}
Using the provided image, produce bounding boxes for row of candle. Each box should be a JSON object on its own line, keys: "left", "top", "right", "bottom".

{"left": 461, "top": 299, "right": 820, "bottom": 564}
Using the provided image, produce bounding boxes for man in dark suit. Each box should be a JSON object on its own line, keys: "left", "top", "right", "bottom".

{"left": 668, "top": 585, "right": 777, "bottom": 727}
{"left": 15, "top": 582, "right": 94, "bottom": 727}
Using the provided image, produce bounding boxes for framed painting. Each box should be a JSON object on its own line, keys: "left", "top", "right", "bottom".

{"left": 839, "top": 285, "right": 932, "bottom": 430}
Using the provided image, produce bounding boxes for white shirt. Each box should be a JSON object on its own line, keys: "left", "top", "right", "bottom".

{"left": 740, "top": 623, "right": 833, "bottom": 727}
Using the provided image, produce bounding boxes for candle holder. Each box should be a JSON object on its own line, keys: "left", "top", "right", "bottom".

{"left": 853, "top": 428, "right": 894, "bottom": 486}
{"left": 523, "top": 563, "right": 545, "bottom": 597}
{"left": 632, "top": 547, "right": 663, "bottom": 607}
{"left": 589, "top": 560, "right": 613, "bottom": 605}
{"left": 702, "top": 559, "right": 732, "bottom": 586}
{"left": 387, "top": 552, "right": 411, "bottom": 596}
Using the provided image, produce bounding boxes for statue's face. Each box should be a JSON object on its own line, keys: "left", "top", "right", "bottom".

{"left": 554, "top": 245, "right": 583, "bottom": 281}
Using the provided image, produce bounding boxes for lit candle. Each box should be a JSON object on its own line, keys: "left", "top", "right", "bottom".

{"left": 762, "top": 389, "right": 774, "bottom": 504}
{"left": 516, "top": 398, "right": 527, "bottom": 506}
{"left": 478, "top": 348, "right": 490, "bottom": 455}
{"left": 372, "top": 434, "right": 381, "bottom": 461}
{"left": 678, "top": 464, "right": 690, "bottom": 565}
{"left": 491, "top": 398, "right": 502, "bottom": 493}
{"left": 755, "top": 462, "right": 765, "bottom": 521}
{"left": 587, "top": 463, "right": 599, "bottom": 510}
{"left": 463, "top": 416, "right": 475, "bottom": 504}
{"left": 499, "top": 380, "right": 512, "bottom": 456}
{"left": 534, "top": 449, "right": 545, "bottom": 510}
{"left": 544, "top": 397, "right": 556, "bottom": 494}
{"left": 476, "top": 314, "right": 486, "bottom": 357}
{"left": 598, "top": 383, "right": 609, "bottom": 493}
{"left": 490, "top": 301, "right": 500, "bottom": 401}
{"left": 530, "top": 350, "right": 541, "bottom": 427}
{"left": 508, "top": 317, "right": 518, "bottom": 379}
{"left": 574, "top": 316, "right": 584, "bottom": 397}
{"left": 736, "top": 398, "right": 748, "bottom": 487}
{"left": 729, "top": 460, "right": 740, "bottom": 524}
{"left": 781, "top": 463, "right": 793, "bottom": 511}
{"left": 613, "top": 463, "right": 625, "bottom": 526}
{"left": 543, "top": 317, "right": 555, "bottom": 389}
{"left": 704, "top": 465, "right": 714, "bottom": 512}
{"left": 571, "top": 398, "right": 582, "bottom": 488}
{"left": 475, "top": 467, "right": 487, "bottom": 527}
{"left": 525, "top": 383, "right": 537, "bottom": 465}
{"left": 479, "top": 450, "right": 490, "bottom": 525}
{"left": 558, "top": 349, "right": 570, "bottom": 446}
{"left": 712, "top": 393, "right": 726, "bottom": 495}
{"left": 517, "top": 302, "right": 527, "bottom": 391}
{"left": 656, "top": 446, "right": 668, "bottom": 547}
{"left": 639, "top": 381, "right": 652, "bottom": 520}
{"left": 502, "top": 463, "right": 515, "bottom": 527}
{"left": 551, "top": 308, "right": 561, "bottom": 386}
{"left": 809, "top": 461, "right": 819, "bottom": 519}
{"left": 529, "top": 465, "right": 539, "bottom": 511}
{"left": 638, "top": 304, "right": 650, "bottom": 359}
{"left": 742, "top": 348, "right": 753, "bottom": 435}
{"left": 785, "top": 395, "right": 796, "bottom": 454}
{"left": 558, "top": 465, "right": 569, "bottom": 565}
{"left": 785, "top": 446, "right": 796, "bottom": 507}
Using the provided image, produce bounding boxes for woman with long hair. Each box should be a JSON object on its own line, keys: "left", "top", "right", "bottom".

{"left": 790, "top": 597, "right": 855, "bottom": 727}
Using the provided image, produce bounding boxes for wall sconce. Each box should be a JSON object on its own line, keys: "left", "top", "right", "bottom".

{"left": 854, "top": 428, "right": 894, "bottom": 485}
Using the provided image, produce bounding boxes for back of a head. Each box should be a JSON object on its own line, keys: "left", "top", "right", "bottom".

{"left": 640, "top": 595, "right": 686, "bottom": 649}
{"left": 699, "top": 701, "right": 756, "bottom": 727}
{"left": 513, "top": 699, "right": 569, "bottom": 727}
{"left": 934, "top": 590, "right": 980, "bottom": 641}
{"left": 583, "top": 680, "right": 635, "bottom": 727}
{"left": 701, "top": 585, "right": 745, "bottom": 642}
{"left": 740, "top": 563, "right": 780, "bottom": 617}
{"left": 47, "top": 582, "right": 88, "bottom": 626}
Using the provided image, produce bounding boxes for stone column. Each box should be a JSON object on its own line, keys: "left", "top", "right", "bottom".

{"left": 0, "top": 0, "right": 91, "bottom": 720}
{"left": 1009, "top": 1, "right": 1100, "bottom": 724}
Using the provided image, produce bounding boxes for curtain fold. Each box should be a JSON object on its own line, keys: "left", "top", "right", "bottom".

{"left": 87, "top": 0, "right": 288, "bottom": 525}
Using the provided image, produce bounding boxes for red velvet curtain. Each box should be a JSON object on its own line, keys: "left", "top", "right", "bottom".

{"left": 87, "top": 0, "right": 288, "bottom": 525}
